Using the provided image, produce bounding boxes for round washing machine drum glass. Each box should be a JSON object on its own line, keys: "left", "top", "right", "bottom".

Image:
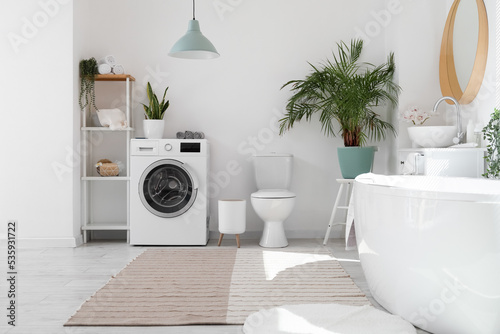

{"left": 139, "top": 159, "right": 198, "bottom": 218}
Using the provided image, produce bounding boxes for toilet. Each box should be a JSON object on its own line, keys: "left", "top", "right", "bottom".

{"left": 251, "top": 153, "right": 296, "bottom": 248}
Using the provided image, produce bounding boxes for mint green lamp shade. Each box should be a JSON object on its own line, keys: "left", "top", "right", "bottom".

{"left": 169, "top": 20, "right": 219, "bottom": 59}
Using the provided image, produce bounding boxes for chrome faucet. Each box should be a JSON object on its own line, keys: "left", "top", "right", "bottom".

{"left": 432, "top": 96, "right": 464, "bottom": 144}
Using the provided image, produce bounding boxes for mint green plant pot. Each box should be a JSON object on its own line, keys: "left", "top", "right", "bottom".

{"left": 337, "top": 147, "right": 375, "bottom": 179}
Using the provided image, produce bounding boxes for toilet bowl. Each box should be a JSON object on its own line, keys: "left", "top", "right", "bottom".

{"left": 251, "top": 190, "right": 296, "bottom": 247}
{"left": 251, "top": 153, "right": 296, "bottom": 248}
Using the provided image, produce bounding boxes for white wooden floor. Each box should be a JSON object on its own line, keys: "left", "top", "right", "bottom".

{"left": 0, "top": 238, "right": 428, "bottom": 334}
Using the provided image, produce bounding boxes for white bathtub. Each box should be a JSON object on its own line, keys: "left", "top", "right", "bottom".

{"left": 354, "top": 173, "right": 500, "bottom": 334}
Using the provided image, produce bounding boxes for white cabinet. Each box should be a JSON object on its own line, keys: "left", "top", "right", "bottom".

{"left": 398, "top": 148, "right": 486, "bottom": 177}
{"left": 81, "top": 74, "right": 135, "bottom": 243}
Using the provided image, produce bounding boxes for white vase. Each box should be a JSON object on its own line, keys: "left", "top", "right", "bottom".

{"left": 143, "top": 119, "right": 164, "bottom": 139}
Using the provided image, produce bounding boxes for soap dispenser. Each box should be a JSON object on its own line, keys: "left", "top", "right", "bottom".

{"left": 466, "top": 120, "right": 475, "bottom": 143}
{"left": 474, "top": 124, "right": 482, "bottom": 147}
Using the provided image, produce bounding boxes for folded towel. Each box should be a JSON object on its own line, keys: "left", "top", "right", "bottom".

{"left": 193, "top": 132, "right": 205, "bottom": 139}
{"left": 98, "top": 63, "right": 112, "bottom": 74}
{"left": 98, "top": 55, "right": 116, "bottom": 67}
{"left": 401, "top": 153, "right": 423, "bottom": 175}
{"left": 97, "top": 108, "right": 127, "bottom": 130}
{"left": 176, "top": 132, "right": 186, "bottom": 139}
{"left": 184, "top": 131, "right": 194, "bottom": 139}
{"left": 91, "top": 111, "right": 101, "bottom": 127}
{"left": 112, "top": 64, "right": 124, "bottom": 75}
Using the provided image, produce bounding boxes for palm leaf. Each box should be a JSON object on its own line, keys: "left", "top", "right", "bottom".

{"left": 279, "top": 38, "right": 401, "bottom": 146}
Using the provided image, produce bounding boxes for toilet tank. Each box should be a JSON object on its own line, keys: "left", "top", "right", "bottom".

{"left": 253, "top": 153, "right": 293, "bottom": 190}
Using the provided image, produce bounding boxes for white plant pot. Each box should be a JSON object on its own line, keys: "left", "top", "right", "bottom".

{"left": 143, "top": 119, "right": 164, "bottom": 139}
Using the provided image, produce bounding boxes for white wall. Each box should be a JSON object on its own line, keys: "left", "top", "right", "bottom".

{"left": 0, "top": 0, "right": 80, "bottom": 246}
{"left": 391, "top": 0, "right": 496, "bottom": 151}
{"left": 81, "top": 0, "right": 394, "bottom": 239}
{"left": 0, "top": 0, "right": 495, "bottom": 246}
{"left": 476, "top": 0, "right": 496, "bottom": 123}
{"left": 73, "top": 0, "right": 91, "bottom": 240}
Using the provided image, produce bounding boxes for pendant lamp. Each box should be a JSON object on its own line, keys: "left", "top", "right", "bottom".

{"left": 169, "top": 0, "right": 219, "bottom": 59}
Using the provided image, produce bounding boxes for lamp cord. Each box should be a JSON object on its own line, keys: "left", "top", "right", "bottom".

{"left": 192, "top": 0, "right": 195, "bottom": 20}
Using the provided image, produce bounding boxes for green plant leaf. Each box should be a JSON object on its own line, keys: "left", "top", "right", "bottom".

{"left": 79, "top": 58, "right": 99, "bottom": 111}
{"left": 279, "top": 38, "right": 400, "bottom": 147}
{"left": 142, "top": 82, "right": 170, "bottom": 120}
{"left": 161, "top": 86, "right": 169, "bottom": 103}
{"left": 482, "top": 108, "right": 500, "bottom": 178}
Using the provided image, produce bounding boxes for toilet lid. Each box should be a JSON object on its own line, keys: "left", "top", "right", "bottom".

{"left": 251, "top": 189, "right": 296, "bottom": 199}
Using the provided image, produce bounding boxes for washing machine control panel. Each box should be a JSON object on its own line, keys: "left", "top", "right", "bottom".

{"left": 132, "top": 139, "right": 207, "bottom": 157}
{"left": 180, "top": 142, "right": 201, "bottom": 153}
{"left": 162, "top": 142, "right": 201, "bottom": 153}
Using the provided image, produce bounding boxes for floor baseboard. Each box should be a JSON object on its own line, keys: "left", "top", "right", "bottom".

{"left": 0, "top": 236, "right": 84, "bottom": 248}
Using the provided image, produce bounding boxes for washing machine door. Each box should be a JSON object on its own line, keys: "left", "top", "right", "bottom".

{"left": 139, "top": 159, "right": 199, "bottom": 218}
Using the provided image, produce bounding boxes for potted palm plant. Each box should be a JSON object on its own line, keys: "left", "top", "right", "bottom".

{"left": 142, "top": 82, "right": 170, "bottom": 139}
{"left": 279, "top": 39, "right": 401, "bottom": 179}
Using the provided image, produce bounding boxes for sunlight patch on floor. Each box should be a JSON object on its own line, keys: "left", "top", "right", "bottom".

{"left": 262, "top": 250, "right": 333, "bottom": 280}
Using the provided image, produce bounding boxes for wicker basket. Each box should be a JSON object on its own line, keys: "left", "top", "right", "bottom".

{"left": 96, "top": 159, "right": 119, "bottom": 177}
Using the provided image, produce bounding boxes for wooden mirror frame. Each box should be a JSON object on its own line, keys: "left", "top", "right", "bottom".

{"left": 439, "top": 0, "right": 488, "bottom": 105}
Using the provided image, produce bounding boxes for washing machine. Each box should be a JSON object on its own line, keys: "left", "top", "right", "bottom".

{"left": 130, "top": 139, "right": 209, "bottom": 245}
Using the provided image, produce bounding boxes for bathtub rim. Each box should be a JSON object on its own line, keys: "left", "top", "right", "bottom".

{"left": 354, "top": 173, "right": 500, "bottom": 203}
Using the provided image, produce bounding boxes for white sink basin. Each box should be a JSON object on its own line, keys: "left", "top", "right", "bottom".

{"left": 407, "top": 126, "right": 456, "bottom": 148}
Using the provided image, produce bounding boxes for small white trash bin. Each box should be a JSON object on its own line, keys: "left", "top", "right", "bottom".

{"left": 218, "top": 199, "right": 246, "bottom": 248}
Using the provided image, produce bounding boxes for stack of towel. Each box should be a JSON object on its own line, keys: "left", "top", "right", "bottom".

{"left": 177, "top": 131, "right": 205, "bottom": 139}
{"left": 97, "top": 55, "right": 125, "bottom": 75}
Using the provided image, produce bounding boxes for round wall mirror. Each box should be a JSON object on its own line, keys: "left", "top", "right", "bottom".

{"left": 439, "top": 0, "right": 488, "bottom": 105}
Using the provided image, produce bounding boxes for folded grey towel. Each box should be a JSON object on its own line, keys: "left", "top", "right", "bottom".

{"left": 176, "top": 131, "right": 185, "bottom": 139}
{"left": 193, "top": 132, "right": 205, "bottom": 139}
{"left": 185, "top": 131, "right": 194, "bottom": 139}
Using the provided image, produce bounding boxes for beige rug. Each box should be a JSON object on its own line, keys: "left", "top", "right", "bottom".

{"left": 65, "top": 248, "right": 369, "bottom": 326}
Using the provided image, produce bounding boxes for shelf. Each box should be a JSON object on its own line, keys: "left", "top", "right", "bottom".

{"left": 81, "top": 74, "right": 133, "bottom": 244}
{"left": 94, "top": 74, "right": 136, "bottom": 81}
{"left": 82, "top": 222, "right": 129, "bottom": 231}
{"left": 82, "top": 176, "right": 130, "bottom": 181}
{"left": 81, "top": 127, "right": 134, "bottom": 132}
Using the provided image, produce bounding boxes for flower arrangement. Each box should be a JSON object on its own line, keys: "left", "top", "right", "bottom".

{"left": 400, "top": 106, "right": 431, "bottom": 125}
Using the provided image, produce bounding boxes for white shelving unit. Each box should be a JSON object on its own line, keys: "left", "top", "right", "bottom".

{"left": 81, "top": 74, "right": 135, "bottom": 243}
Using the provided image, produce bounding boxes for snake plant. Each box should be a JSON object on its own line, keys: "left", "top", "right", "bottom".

{"left": 142, "top": 82, "right": 169, "bottom": 120}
